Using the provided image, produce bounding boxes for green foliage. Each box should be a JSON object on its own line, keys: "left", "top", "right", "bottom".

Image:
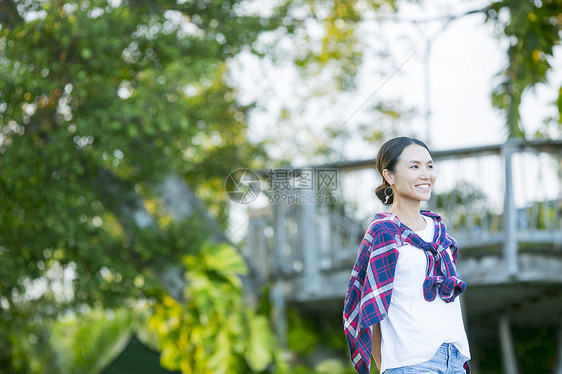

{"left": 9, "top": 307, "right": 134, "bottom": 374}
{"left": 276, "top": 0, "right": 399, "bottom": 90}
{"left": 50, "top": 308, "right": 134, "bottom": 374}
{"left": 314, "top": 359, "right": 360, "bottom": 374}
{"left": 148, "top": 242, "right": 279, "bottom": 374}
{"left": 0, "top": 0, "right": 274, "bottom": 371}
{"left": 476, "top": 326, "right": 558, "bottom": 373}
{"left": 514, "top": 326, "right": 557, "bottom": 372}
{"left": 287, "top": 309, "right": 319, "bottom": 356}
{"left": 486, "top": 0, "right": 562, "bottom": 137}
{"left": 286, "top": 309, "right": 365, "bottom": 374}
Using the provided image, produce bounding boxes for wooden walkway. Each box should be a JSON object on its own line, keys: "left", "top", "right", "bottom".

{"left": 244, "top": 139, "right": 562, "bottom": 374}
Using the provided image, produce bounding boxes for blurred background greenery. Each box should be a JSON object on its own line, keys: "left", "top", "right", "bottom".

{"left": 0, "top": 0, "right": 560, "bottom": 373}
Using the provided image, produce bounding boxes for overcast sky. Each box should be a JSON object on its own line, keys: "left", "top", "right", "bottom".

{"left": 388, "top": 0, "right": 561, "bottom": 150}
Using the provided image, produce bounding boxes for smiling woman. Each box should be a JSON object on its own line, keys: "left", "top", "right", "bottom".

{"left": 376, "top": 137, "right": 435, "bottom": 220}
{"left": 343, "top": 137, "right": 471, "bottom": 374}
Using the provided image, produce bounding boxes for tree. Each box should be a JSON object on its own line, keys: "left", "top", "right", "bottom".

{"left": 0, "top": 0, "right": 399, "bottom": 372}
{"left": 0, "top": 0, "right": 273, "bottom": 371}
{"left": 486, "top": 0, "right": 562, "bottom": 138}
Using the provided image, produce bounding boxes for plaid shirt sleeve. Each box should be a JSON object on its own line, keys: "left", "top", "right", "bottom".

{"left": 343, "top": 219, "right": 399, "bottom": 374}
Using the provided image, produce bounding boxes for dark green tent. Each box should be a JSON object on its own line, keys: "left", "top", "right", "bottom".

{"left": 102, "top": 335, "right": 180, "bottom": 374}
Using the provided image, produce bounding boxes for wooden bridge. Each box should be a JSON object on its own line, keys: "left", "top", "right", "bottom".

{"left": 243, "top": 139, "right": 562, "bottom": 374}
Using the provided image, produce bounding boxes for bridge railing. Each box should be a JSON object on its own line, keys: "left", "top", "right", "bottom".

{"left": 245, "top": 139, "right": 562, "bottom": 287}
{"left": 430, "top": 140, "right": 561, "bottom": 274}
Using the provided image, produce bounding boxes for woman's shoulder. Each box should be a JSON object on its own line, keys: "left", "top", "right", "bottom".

{"left": 368, "top": 213, "right": 400, "bottom": 234}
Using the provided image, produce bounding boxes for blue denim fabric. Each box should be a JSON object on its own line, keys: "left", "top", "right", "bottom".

{"left": 382, "top": 343, "right": 468, "bottom": 374}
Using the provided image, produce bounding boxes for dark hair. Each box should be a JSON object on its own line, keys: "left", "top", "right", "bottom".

{"left": 374, "top": 137, "right": 431, "bottom": 205}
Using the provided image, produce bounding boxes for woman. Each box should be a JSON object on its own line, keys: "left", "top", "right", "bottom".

{"left": 343, "top": 137, "right": 471, "bottom": 374}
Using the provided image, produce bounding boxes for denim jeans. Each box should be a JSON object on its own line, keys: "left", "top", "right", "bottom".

{"left": 382, "top": 343, "right": 468, "bottom": 374}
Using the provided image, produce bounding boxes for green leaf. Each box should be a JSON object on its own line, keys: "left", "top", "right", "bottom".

{"left": 245, "top": 314, "right": 274, "bottom": 371}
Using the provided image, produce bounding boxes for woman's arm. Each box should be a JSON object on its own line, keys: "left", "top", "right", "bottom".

{"left": 371, "top": 322, "right": 382, "bottom": 371}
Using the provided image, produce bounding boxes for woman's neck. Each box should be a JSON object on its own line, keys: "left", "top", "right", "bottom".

{"left": 388, "top": 199, "right": 426, "bottom": 231}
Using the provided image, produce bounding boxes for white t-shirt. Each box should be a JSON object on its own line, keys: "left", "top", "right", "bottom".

{"left": 377, "top": 215, "right": 471, "bottom": 373}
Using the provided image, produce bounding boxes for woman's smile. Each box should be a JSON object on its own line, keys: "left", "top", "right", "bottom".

{"left": 415, "top": 183, "right": 431, "bottom": 191}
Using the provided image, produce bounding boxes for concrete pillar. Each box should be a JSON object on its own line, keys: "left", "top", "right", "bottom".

{"left": 246, "top": 215, "right": 267, "bottom": 280}
{"left": 553, "top": 322, "right": 562, "bottom": 374}
{"left": 502, "top": 141, "right": 518, "bottom": 277}
{"left": 273, "top": 203, "right": 286, "bottom": 273}
{"left": 498, "top": 315, "right": 519, "bottom": 374}
{"left": 271, "top": 203, "right": 288, "bottom": 348}
{"left": 317, "top": 206, "right": 331, "bottom": 268}
{"left": 270, "top": 279, "right": 287, "bottom": 348}
{"left": 299, "top": 190, "right": 320, "bottom": 295}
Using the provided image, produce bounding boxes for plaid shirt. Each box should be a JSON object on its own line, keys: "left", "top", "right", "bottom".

{"left": 342, "top": 210, "right": 469, "bottom": 374}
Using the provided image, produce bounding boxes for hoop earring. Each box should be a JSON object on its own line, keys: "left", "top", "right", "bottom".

{"left": 384, "top": 186, "right": 393, "bottom": 204}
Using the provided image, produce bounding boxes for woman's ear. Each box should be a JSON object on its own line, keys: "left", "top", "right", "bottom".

{"left": 382, "top": 169, "right": 394, "bottom": 185}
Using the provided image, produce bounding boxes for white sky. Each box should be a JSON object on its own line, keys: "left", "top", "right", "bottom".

{"left": 231, "top": 0, "right": 561, "bottom": 156}
{"left": 378, "top": 0, "right": 508, "bottom": 149}
{"left": 392, "top": 0, "right": 561, "bottom": 150}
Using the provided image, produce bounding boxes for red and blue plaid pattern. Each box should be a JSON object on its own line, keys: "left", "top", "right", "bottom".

{"left": 343, "top": 210, "right": 469, "bottom": 374}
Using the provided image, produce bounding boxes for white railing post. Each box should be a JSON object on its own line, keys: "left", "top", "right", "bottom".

{"left": 502, "top": 141, "right": 518, "bottom": 277}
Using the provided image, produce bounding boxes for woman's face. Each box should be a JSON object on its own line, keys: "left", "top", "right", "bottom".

{"left": 384, "top": 144, "right": 436, "bottom": 204}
